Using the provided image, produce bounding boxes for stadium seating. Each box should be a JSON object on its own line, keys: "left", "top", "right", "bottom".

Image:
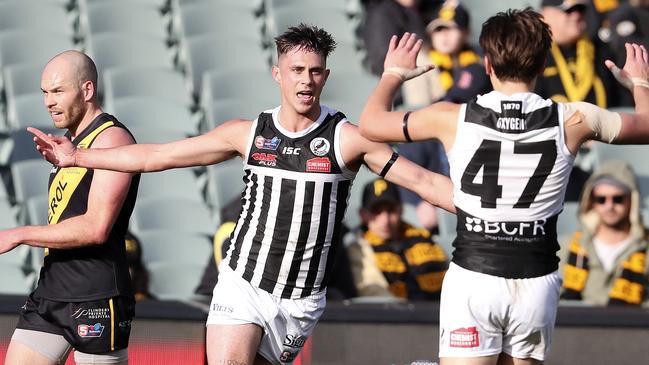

{"left": 128, "top": 127, "right": 187, "bottom": 144}
{"left": 461, "top": 0, "right": 540, "bottom": 46}
{"left": 86, "top": 33, "right": 174, "bottom": 77}
{"left": 8, "top": 94, "right": 56, "bottom": 131}
{"left": 200, "top": 69, "right": 278, "bottom": 114}
{"left": 0, "top": 265, "right": 33, "bottom": 295}
{"left": 0, "top": 31, "right": 75, "bottom": 69}
{"left": 173, "top": 1, "right": 263, "bottom": 43}
{"left": 130, "top": 197, "right": 215, "bottom": 236}
{"left": 205, "top": 157, "right": 245, "bottom": 210}
{"left": 0, "top": 199, "right": 18, "bottom": 230}
{"left": 4, "top": 128, "right": 59, "bottom": 166}
{"left": 137, "top": 169, "right": 204, "bottom": 203}
{"left": 102, "top": 67, "right": 193, "bottom": 112}
{"left": 25, "top": 194, "right": 48, "bottom": 226}
{"left": 137, "top": 230, "right": 212, "bottom": 265}
{"left": 80, "top": 1, "right": 168, "bottom": 41}
{"left": 203, "top": 98, "right": 276, "bottom": 131}
{"left": 147, "top": 261, "right": 205, "bottom": 300}
{"left": 110, "top": 97, "right": 197, "bottom": 135}
{"left": 591, "top": 144, "right": 649, "bottom": 175}
{"left": 10, "top": 159, "right": 51, "bottom": 204}
{"left": 0, "top": 1, "right": 74, "bottom": 38}
{"left": 343, "top": 165, "right": 374, "bottom": 228}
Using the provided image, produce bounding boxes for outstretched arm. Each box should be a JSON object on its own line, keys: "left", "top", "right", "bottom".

{"left": 341, "top": 123, "right": 455, "bottom": 213}
{"left": 603, "top": 43, "right": 649, "bottom": 143}
{"left": 29, "top": 119, "right": 251, "bottom": 172}
{"left": 0, "top": 128, "right": 135, "bottom": 254}
{"left": 359, "top": 33, "right": 460, "bottom": 148}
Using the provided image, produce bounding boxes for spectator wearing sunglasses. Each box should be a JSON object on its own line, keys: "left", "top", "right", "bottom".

{"left": 560, "top": 160, "right": 649, "bottom": 306}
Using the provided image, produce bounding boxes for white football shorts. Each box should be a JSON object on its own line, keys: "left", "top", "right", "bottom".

{"left": 207, "top": 264, "right": 326, "bottom": 364}
{"left": 439, "top": 262, "right": 561, "bottom": 361}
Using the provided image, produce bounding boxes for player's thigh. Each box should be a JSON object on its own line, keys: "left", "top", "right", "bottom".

{"left": 440, "top": 354, "right": 499, "bottom": 365}
{"left": 206, "top": 323, "right": 264, "bottom": 365}
{"left": 74, "top": 348, "right": 129, "bottom": 365}
{"left": 5, "top": 332, "right": 71, "bottom": 365}
{"left": 497, "top": 353, "right": 543, "bottom": 365}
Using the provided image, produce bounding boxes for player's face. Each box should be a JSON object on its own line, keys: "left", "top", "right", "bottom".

{"left": 274, "top": 48, "right": 330, "bottom": 119}
{"left": 41, "top": 65, "right": 86, "bottom": 130}
{"left": 592, "top": 184, "right": 631, "bottom": 228}
{"left": 365, "top": 203, "right": 402, "bottom": 240}
{"left": 431, "top": 27, "right": 466, "bottom": 55}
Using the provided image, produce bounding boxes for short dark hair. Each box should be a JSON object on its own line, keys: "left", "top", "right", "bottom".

{"left": 274, "top": 23, "right": 337, "bottom": 61}
{"left": 479, "top": 8, "right": 552, "bottom": 83}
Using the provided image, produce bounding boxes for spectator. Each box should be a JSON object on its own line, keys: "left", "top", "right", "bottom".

{"left": 560, "top": 160, "right": 649, "bottom": 306}
{"left": 536, "top": 0, "right": 631, "bottom": 108}
{"left": 605, "top": 1, "right": 649, "bottom": 68}
{"left": 125, "top": 231, "right": 154, "bottom": 301}
{"left": 402, "top": 0, "right": 491, "bottom": 106}
{"left": 346, "top": 178, "right": 448, "bottom": 300}
{"left": 359, "top": 0, "right": 429, "bottom": 76}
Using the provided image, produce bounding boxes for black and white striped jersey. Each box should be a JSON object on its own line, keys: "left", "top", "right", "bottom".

{"left": 447, "top": 91, "right": 574, "bottom": 278}
{"left": 223, "top": 105, "right": 356, "bottom": 299}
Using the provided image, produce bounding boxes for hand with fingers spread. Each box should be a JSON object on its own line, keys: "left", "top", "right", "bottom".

{"left": 382, "top": 32, "right": 434, "bottom": 82}
{"left": 605, "top": 43, "right": 649, "bottom": 91}
{"left": 27, "top": 127, "right": 77, "bottom": 167}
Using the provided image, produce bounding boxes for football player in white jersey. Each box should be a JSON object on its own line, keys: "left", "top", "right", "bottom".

{"left": 26, "top": 24, "right": 456, "bottom": 365}
{"left": 359, "top": 8, "right": 649, "bottom": 365}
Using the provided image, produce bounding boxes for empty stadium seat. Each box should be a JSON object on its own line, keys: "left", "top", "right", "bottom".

{"left": 5, "top": 128, "right": 59, "bottom": 165}
{"left": 3, "top": 63, "right": 45, "bottom": 102}
{"left": 128, "top": 127, "right": 187, "bottom": 144}
{"left": 203, "top": 99, "right": 276, "bottom": 130}
{"left": 0, "top": 31, "right": 75, "bottom": 69}
{"left": 102, "top": 67, "right": 193, "bottom": 111}
{"left": 86, "top": 33, "right": 173, "bottom": 77}
{"left": 205, "top": 158, "right": 245, "bottom": 210}
{"left": 10, "top": 159, "right": 51, "bottom": 204}
{"left": 265, "top": 4, "right": 357, "bottom": 45}
{"left": 147, "top": 261, "right": 205, "bottom": 300}
{"left": 25, "top": 194, "right": 49, "bottom": 226}
{"left": 0, "top": 1, "right": 73, "bottom": 38}
{"left": 200, "top": 69, "right": 278, "bottom": 112}
{"left": 0, "top": 264, "right": 33, "bottom": 295}
{"left": 321, "top": 71, "right": 376, "bottom": 105}
{"left": 0, "top": 199, "right": 18, "bottom": 230}
{"left": 111, "top": 97, "right": 197, "bottom": 135}
{"left": 137, "top": 169, "right": 203, "bottom": 203}
{"left": 137, "top": 230, "right": 212, "bottom": 265}
{"left": 80, "top": 1, "right": 168, "bottom": 41}
{"left": 174, "top": 1, "right": 263, "bottom": 43}
{"left": 130, "top": 197, "right": 215, "bottom": 236}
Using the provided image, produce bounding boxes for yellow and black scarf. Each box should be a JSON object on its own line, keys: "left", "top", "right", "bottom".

{"left": 543, "top": 37, "right": 607, "bottom": 107}
{"left": 562, "top": 231, "right": 647, "bottom": 305}
{"left": 428, "top": 49, "right": 481, "bottom": 92}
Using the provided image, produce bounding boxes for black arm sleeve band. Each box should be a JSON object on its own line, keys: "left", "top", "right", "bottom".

{"left": 402, "top": 111, "right": 413, "bottom": 142}
{"left": 379, "top": 152, "right": 399, "bottom": 177}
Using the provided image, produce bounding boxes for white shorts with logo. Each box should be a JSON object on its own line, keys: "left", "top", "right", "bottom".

{"left": 439, "top": 262, "right": 561, "bottom": 361}
{"left": 206, "top": 265, "right": 326, "bottom": 365}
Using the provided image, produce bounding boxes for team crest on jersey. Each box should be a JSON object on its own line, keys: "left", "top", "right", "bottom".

{"left": 309, "top": 137, "right": 330, "bottom": 156}
{"left": 78, "top": 323, "right": 105, "bottom": 338}
{"left": 255, "top": 136, "right": 281, "bottom": 150}
{"left": 306, "top": 157, "right": 331, "bottom": 173}
{"left": 449, "top": 327, "right": 479, "bottom": 348}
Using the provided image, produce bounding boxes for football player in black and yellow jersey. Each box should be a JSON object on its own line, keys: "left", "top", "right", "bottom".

{"left": 29, "top": 25, "right": 456, "bottom": 365}
{"left": 1, "top": 51, "right": 139, "bottom": 365}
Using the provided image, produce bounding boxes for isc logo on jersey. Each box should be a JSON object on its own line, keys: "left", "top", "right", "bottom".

{"left": 78, "top": 323, "right": 105, "bottom": 338}
{"left": 464, "top": 216, "right": 547, "bottom": 237}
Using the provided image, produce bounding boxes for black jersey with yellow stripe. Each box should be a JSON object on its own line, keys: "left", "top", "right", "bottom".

{"left": 35, "top": 113, "right": 140, "bottom": 302}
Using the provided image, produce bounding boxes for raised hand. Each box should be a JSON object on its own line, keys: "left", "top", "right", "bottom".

{"left": 606, "top": 43, "right": 649, "bottom": 91}
{"left": 27, "top": 127, "right": 77, "bottom": 167}
{"left": 382, "top": 32, "right": 434, "bottom": 81}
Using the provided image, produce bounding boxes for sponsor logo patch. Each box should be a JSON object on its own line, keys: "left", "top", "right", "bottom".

{"left": 309, "top": 137, "right": 330, "bottom": 156}
{"left": 282, "top": 146, "right": 301, "bottom": 155}
{"left": 251, "top": 152, "right": 277, "bottom": 167}
{"left": 70, "top": 307, "right": 110, "bottom": 320}
{"left": 306, "top": 157, "right": 331, "bottom": 173}
{"left": 255, "top": 136, "right": 281, "bottom": 150}
{"left": 280, "top": 334, "right": 307, "bottom": 362}
{"left": 464, "top": 216, "right": 547, "bottom": 237}
{"left": 210, "top": 303, "right": 234, "bottom": 314}
{"left": 449, "top": 327, "right": 479, "bottom": 348}
{"left": 78, "top": 323, "right": 105, "bottom": 338}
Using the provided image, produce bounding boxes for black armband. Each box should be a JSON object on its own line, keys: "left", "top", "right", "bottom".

{"left": 379, "top": 152, "right": 399, "bottom": 177}
{"left": 402, "top": 111, "right": 413, "bottom": 142}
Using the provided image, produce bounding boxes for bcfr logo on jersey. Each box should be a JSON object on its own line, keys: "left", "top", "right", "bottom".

{"left": 78, "top": 323, "right": 105, "bottom": 338}
{"left": 306, "top": 157, "right": 331, "bottom": 173}
{"left": 309, "top": 137, "right": 330, "bottom": 156}
{"left": 255, "top": 136, "right": 281, "bottom": 150}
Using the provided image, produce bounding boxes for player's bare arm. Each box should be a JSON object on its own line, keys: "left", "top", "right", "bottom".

{"left": 0, "top": 127, "right": 134, "bottom": 254}
{"left": 29, "top": 119, "right": 252, "bottom": 172}
{"left": 340, "top": 122, "right": 455, "bottom": 213}
{"left": 359, "top": 33, "right": 460, "bottom": 149}
{"left": 565, "top": 43, "right": 649, "bottom": 150}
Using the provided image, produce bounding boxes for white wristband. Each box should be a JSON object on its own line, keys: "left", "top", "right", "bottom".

{"left": 383, "top": 66, "right": 432, "bottom": 81}
{"left": 631, "top": 77, "right": 649, "bottom": 89}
